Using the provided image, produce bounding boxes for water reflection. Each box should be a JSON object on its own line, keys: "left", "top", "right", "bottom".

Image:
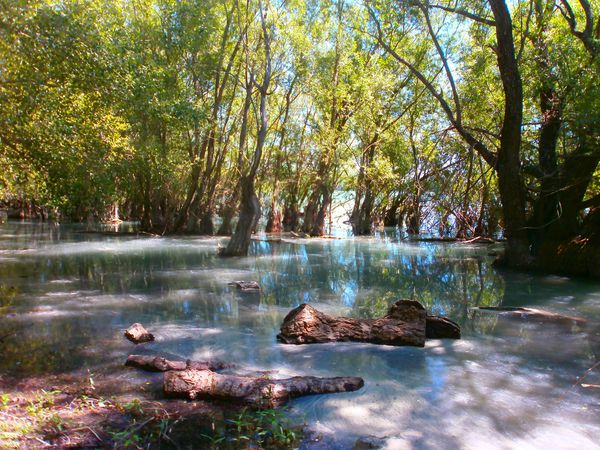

{"left": 0, "top": 222, "right": 598, "bottom": 448}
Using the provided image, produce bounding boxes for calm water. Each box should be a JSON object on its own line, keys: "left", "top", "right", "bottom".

{"left": 0, "top": 221, "right": 598, "bottom": 449}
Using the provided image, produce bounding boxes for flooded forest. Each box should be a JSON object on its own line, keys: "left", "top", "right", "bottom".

{"left": 1, "top": 0, "right": 599, "bottom": 448}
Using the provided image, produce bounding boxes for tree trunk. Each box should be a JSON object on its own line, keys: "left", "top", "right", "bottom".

{"left": 265, "top": 180, "right": 282, "bottom": 233}
{"left": 217, "top": 203, "right": 236, "bottom": 235}
{"left": 220, "top": 0, "right": 271, "bottom": 256}
{"left": 383, "top": 195, "right": 402, "bottom": 227}
{"left": 549, "top": 143, "right": 599, "bottom": 240}
{"left": 352, "top": 140, "right": 377, "bottom": 236}
{"left": 282, "top": 201, "right": 300, "bottom": 231}
{"left": 265, "top": 207, "right": 282, "bottom": 233}
{"left": 163, "top": 369, "right": 364, "bottom": 407}
{"left": 198, "top": 210, "right": 215, "bottom": 235}
{"left": 489, "top": 0, "right": 530, "bottom": 268}
{"left": 311, "top": 185, "right": 331, "bottom": 237}
{"left": 406, "top": 201, "right": 420, "bottom": 235}
{"left": 301, "top": 190, "right": 320, "bottom": 234}
{"left": 220, "top": 176, "right": 260, "bottom": 256}
{"left": 353, "top": 188, "right": 375, "bottom": 235}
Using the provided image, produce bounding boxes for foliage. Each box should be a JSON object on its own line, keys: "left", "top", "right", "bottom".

{"left": 202, "top": 407, "right": 302, "bottom": 449}
{"left": 1, "top": 0, "right": 598, "bottom": 269}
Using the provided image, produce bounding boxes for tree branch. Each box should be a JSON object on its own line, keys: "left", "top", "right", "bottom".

{"left": 580, "top": 194, "right": 600, "bottom": 209}
{"left": 558, "top": 0, "right": 600, "bottom": 57}
{"left": 428, "top": 3, "right": 496, "bottom": 26}
{"left": 366, "top": 6, "right": 497, "bottom": 167}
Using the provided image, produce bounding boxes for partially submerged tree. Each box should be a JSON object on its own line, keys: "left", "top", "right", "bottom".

{"left": 221, "top": 0, "right": 273, "bottom": 256}
{"left": 1, "top": 0, "right": 598, "bottom": 276}
{"left": 366, "top": 0, "right": 598, "bottom": 274}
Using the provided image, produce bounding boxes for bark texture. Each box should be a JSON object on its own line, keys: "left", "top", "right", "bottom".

{"left": 425, "top": 315, "right": 462, "bottom": 339}
{"left": 163, "top": 369, "right": 364, "bottom": 407}
{"left": 277, "top": 300, "right": 460, "bottom": 347}
{"left": 125, "top": 355, "right": 233, "bottom": 372}
{"left": 124, "top": 323, "right": 154, "bottom": 344}
{"left": 219, "top": 176, "right": 260, "bottom": 256}
{"left": 489, "top": 0, "right": 530, "bottom": 269}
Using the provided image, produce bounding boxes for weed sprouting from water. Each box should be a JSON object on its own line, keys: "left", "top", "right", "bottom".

{"left": 200, "top": 406, "right": 303, "bottom": 449}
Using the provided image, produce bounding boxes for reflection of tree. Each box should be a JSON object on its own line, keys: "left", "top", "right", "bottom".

{"left": 251, "top": 239, "right": 506, "bottom": 325}
{"left": 348, "top": 243, "right": 504, "bottom": 324}
{"left": 0, "top": 284, "right": 18, "bottom": 310}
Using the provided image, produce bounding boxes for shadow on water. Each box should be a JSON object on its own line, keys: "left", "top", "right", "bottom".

{"left": 0, "top": 222, "right": 599, "bottom": 448}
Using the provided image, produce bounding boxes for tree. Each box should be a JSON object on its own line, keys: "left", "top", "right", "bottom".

{"left": 221, "top": 0, "right": 273, "bottom": 256}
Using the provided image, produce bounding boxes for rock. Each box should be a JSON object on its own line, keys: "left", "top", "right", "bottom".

{"left": 163, "top": 368, "right": 364, "bottom": 407}
{"left": 125, "top": 354, "right": 233, "bottom": 372}
{"left": 353, "top": 436, "right": 388, "bottom": 449}
{"left": 228, "top": 281, "right": 260, "bottom": 292}
{"left": 124, "top": 323, "right": 155, "bottom": 344}
{"left": 474, "top": 306, "right": 586, "bottom": 326}
{"left": 277, "top": 300, "right": 460, "bottom": 347}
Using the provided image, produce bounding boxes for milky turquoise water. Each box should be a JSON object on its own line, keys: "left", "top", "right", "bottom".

{"left": 0, "top": 221, "right": 598, "bottom": 449}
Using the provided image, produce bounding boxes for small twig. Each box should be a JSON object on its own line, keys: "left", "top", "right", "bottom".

{"left": 34, "top": 437, "right": 51, "bottom": 447}
{"left": 129, "top": 417, "right": 155, "bottom": 435}
{"left": 85, "top": 426, "right": 102, "bottom": 442}
{"left": 571, "top": 361, "right": 599, "bottom": 388}
{"left": 0, "top": 411, "right": 23, "bottom": 420}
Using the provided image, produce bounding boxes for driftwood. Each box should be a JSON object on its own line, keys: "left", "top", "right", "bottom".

{"left": 474, "top": 306, "right": 586, "bottom": 326}
{"left": 460, "top": 236, "right": 495, "bottom": 244}
{"left": 125, "top": 354, "right": 233, "bottom": 372}
{"left": 407, "top": 236, "right": 497, "bottom": 244}
{"left": 228, "top": 281, "right": 261, "bottom": 292}
{"left": 277, "top": 300, "right": 460, "bottom": 347}
{"left": 163, "top": 369, "right": 364, "bottom": 407}
{"left": 124, "top": 323, "right": 154, "bottom": 344}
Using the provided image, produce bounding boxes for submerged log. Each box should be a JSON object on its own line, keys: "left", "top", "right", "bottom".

{"left": 124, "top": 323, "right": 155, "bottom": 344}
{"left": 163, "top": 369, "right": 364, "bottom": 407}
{"left": 474, "top": 306, "right": 586, "bottom": 326}
{"left": 409, "top": 237, "right": 457, "bottom": 243}
{"left": 277, "top": 300, "right": 460, "bottom": 347}
{"left": 460, "top": 236, "right": 496, "bottom": 244}
{"left": 228, "top": 281, "right": 261, "bottom": 292}
{"left": 125, "top": 355, "right": 233, "bottom": 372}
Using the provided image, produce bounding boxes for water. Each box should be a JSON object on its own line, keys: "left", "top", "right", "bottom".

{"left": 0, "top": 221, "right": 598, "bottom": 449}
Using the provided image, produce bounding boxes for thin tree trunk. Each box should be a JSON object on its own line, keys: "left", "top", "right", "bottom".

{"left": 221, "top": 0, "right": 272, "bottom": 256}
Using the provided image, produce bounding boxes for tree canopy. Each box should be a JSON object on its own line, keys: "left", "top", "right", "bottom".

{"left": 1, "top": 0, "right": 598, "bottom": 273}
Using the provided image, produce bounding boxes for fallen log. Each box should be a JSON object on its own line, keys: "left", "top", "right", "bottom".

{"left": 163, "top": 369, "right": 364, "bottom": 407}
{"left": 277, "top": 300, "right": 460, "bottom": 347}
{"left": 124, "top": 323, "right": 154, "bottom": 344}
{"left": 125, "top": 354, "right": 233, "bottom": 372}
{"left": 474, "top": 306, "right": 586, "bottom": 326}
{"left": 425, "top": 315, "right": 461, "bottom": 339}
{"left": 228, "top": 281, "right": 261, "bottom": 292}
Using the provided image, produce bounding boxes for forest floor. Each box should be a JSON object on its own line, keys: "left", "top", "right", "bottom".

{"left": 0, "top": 370, "right": 306, "bottom": 449}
